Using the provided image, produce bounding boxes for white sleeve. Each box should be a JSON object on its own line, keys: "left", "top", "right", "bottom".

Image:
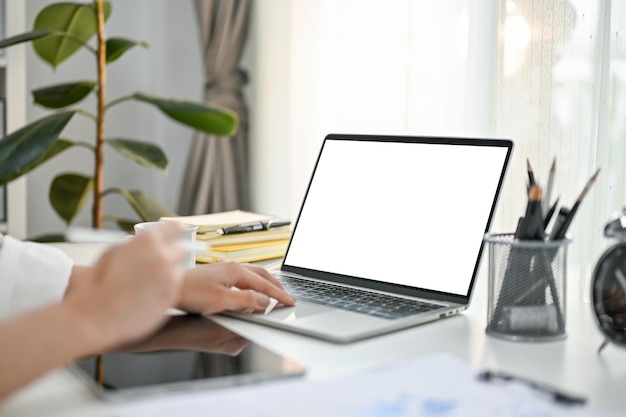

{"left": 0, "top": 234, "right": 74, "bottom": 321}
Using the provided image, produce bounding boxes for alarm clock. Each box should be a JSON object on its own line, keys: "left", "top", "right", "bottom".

{"left": 591, "top": 208, "right": 626, "bottom": 352}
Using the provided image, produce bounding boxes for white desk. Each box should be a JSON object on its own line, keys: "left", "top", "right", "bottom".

{"left": 1, "top": 243, "right": 625, "bottom": 417}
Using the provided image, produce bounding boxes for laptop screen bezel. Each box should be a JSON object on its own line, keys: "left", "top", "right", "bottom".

{"left": 280, "top": 133, "right": 514, "bottom": 306}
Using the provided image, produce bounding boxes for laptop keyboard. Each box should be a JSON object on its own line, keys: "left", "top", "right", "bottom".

{"left": 276, "top": 275, "right": 444, "bottom": 320}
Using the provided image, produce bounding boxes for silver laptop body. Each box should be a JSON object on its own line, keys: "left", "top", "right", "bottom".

{"left": 225, "top": 134, "right": 513, "bottom": 343}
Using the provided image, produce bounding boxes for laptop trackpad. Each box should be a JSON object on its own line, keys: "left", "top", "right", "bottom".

{"left": 266, "top": 301, "right": 332, "bottom": 320}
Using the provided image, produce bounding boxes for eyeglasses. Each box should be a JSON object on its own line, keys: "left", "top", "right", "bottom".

{"left": 591, "top": 209, "right": 626, "bottom": 353}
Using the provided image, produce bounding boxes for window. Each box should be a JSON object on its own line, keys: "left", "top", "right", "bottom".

{"left": 250, "top": 0, "right": 626, "bottom": 299}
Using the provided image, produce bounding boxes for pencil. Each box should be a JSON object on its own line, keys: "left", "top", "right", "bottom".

{"left": 542, "top": 158, "right": 556, "bottom": 215}
{"left": 549, "top": 207, "right": 570, "bottom": 240}
{"left": 527, "top": 184, "right": 544, "bottom": 239}
{"left": 519, "top": 184, "right": 543, "bottom": 240}
{"left": 551, "top": 168, "right": 600, "bottom": 240}
{"left": 543, "top": 197, "right": 559, "bottom": 231}
{"left": 527, "top": 158, "right": 536, "bottom": 188}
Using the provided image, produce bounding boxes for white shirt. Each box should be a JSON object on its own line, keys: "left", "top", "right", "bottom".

{"left": 0, "top": 234, "right": 73, "bottom": 321}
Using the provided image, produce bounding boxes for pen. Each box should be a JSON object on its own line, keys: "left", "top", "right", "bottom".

{"left": 551, "top": 168, "right": 600, "bottom": 240}
{"left": 216, "top": 219, "right": 291, "bottom": 235}
{"left": 64, "top": 226, "right": 208, "bottom": 253}
{"left": 477, "top": 370, "right": 586, "bottom": 406}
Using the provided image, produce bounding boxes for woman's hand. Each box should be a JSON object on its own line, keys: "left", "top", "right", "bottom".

{"left": 176, "top": 261, "right": 295, "bottom": 316}
{"left": 64, "top": 222, "right": 188, "bottom": 352}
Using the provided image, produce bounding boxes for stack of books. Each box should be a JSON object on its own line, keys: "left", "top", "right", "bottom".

{"left": 160, "top": 210, "right": 292, "bottom": 263}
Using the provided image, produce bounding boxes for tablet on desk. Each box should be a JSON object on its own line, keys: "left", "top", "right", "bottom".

{"left": 71, "top": 315, "right": 306, "bottom": 401}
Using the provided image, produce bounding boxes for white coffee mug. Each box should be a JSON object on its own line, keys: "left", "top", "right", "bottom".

{"left": 133, "top": 221, "right": 198, "bottom": 269}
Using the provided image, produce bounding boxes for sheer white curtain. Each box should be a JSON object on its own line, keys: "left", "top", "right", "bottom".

{"left": 250, "top": 0, "right": 626, "bottom": 300}
{"left": 496, "top": 0, "right": 626, "bottom": 299}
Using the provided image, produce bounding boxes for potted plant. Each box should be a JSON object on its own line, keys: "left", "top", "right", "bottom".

{"left": 0, "top": 0, "right": 238, "bottom": 238}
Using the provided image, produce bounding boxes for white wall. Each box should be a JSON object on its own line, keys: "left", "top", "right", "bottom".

{"left": 20, "top": 1, "right": 508, "bottom": 237}
{"left": 248, "top": 1, "right": 496, "bottom": 224}
{"left": 248, "top": 0, "right": 293, "bottom": 219}
{"left": 25, "top": 0, "right": 202, "bottom": 237}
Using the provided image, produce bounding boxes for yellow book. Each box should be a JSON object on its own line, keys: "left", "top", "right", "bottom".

{"left": 196, "top": 227, "right": 292, "bottom": 245}
{"left": 196, "top": 239, "right": 290, "bottom": 263}
{"left": 160, "top": 210, "right": 276, "bottom": 234}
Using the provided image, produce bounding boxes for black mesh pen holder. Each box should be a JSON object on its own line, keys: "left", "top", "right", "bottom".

{"left": 484, "top": 233, "right": 570, "bottom": 342}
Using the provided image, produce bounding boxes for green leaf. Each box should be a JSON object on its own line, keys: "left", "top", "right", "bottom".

{"left": 33, "top": 1, "right": 112, "bottom": 68}
{"left": 105, "top": 138, "right": 168, "bottom": 170}
{"left": 108, "top": 188, "right": 176, "bottom": 221}
{"left": 27, "top": 233, "right": 67, "bottom": 243}
{"left": 0, "top": 111, "right": 76, "bottom": 185}
{"left": 0, "top": 138, "right": 74, "bottom": 185}
{"left": 133, "top": 92, "right": 238, "bottom": 136}
{"left": 50, "top": 173, "right": 93, "bottom": 224}
{"left": 36, "top": 138, "right": 75, "bottom": 163}
{"left": 0, "top": 29, "right": 52, "bottom": 49}
{"left": 1, "top": 139, "right": 75, "bottom": 184}
{"left": 33, "top": 81, "right": 96, "bottom": 109}
{"left": 106, "top": 38, "right": 148, "bottom": 63}
{"left": 102, "top": 216, "right": 138, "bottom": 232}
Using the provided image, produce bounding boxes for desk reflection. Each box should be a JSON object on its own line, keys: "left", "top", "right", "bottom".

{"left": 75, "top": 315, "right": 266, "bottom": 391}
{"left": 120, "top": 315, "right": 249, "bottom": 356}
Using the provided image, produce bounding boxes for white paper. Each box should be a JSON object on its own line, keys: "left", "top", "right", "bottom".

{"left": 118, "top": 354, "right": 602, "bottom": 417}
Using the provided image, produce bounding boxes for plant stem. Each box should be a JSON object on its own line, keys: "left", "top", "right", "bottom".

{"left": 76, "top": 108, "right": 97, "bottom": 122}
{"left": 106, "top": 94, "right": 134, "bottom": 110}
{"left": 94, "top": 0, "right": 107, "bottom": 388}
{"left": 93, "top": 0, "right": 107, "bottom": 230}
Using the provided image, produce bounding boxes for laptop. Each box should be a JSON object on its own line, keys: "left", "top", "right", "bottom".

{"left": 225, "top": 134, "right": 513, "bottom": 343}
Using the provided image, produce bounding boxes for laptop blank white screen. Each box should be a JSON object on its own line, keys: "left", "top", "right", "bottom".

{"left": 283, "top": 138, "right": 510, "bottom": 296}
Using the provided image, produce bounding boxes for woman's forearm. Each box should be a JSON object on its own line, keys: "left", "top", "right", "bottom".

{"left": 64, "top": 265, "right": 90, "bottom": 297}
{"left": 0, "top": 302, "right": 100, "bottom": 400}
{"left": 0, "top": 223, "right": 189, "bottom": 401}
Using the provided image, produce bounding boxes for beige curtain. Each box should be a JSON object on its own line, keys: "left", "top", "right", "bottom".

{"left": 178, "top": 0, "right": 251, "bottom": 215}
